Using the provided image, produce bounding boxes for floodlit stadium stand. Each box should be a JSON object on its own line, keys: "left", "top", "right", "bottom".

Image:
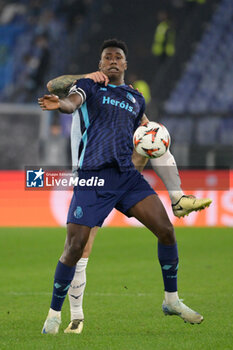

{"left": 165, "top": 0, "right": 233, "bottom": 114}
{"left": 0, "top": 0, "right": 232, "bottom": 168}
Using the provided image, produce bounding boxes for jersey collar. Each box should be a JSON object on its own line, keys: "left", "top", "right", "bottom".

{"left": 108, "top": 84, "right": 126, "bottom": 88}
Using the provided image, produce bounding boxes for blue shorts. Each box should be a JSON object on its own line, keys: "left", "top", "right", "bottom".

{"left": 67, "top": 167, "right": 156, "bottom": 227}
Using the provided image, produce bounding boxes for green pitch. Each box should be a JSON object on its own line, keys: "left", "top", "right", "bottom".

{"left": 0, "top": 227, "right": 232, "bottom": 350}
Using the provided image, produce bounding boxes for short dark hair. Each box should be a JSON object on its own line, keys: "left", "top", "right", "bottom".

{"left": 100, "top": 39, "right": 128, "bottom": 57}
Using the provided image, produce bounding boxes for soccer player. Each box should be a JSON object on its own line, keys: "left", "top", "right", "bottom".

{"left": 38, "top": 39, "right": 207, "bottom": 335}
{"left": 44, "top": 61, "right": 211, "bottom": 334}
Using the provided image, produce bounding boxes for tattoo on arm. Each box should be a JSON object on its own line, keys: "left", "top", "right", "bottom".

{"left": 47, "top": 74, "right": 86, "bottom": 98}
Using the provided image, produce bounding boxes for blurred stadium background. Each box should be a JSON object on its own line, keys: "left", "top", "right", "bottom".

{"left": 1, "top": 2, "right": 233, "bottom": 349}
{"left": 0, "top": 0, "right": 232, "bottom": 227}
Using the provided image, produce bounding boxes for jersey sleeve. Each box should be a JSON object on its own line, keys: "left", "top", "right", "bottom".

{"left": 68, "top": 78, "right": 94, "bottom": 106}
{"left": 134, "top": 97, "right": 146, "bottom": 131}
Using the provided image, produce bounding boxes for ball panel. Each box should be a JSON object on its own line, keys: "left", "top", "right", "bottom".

{"left": 133, "top": 122, "right": 170, "bottom": 158}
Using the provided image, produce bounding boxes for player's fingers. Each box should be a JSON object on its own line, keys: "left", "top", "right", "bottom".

{"left": 38, "top": 97, "right": 52, "bottom": 110}
{"left": 129, "top": 84, "right": 140, "bottom": 93}
{"left": 96, "top": 72, "right": 108, "bottom": 85}
{"left": 39, "top": 105, "right": 46, "bottom": 110}
{"left": 86, "top": 72, "right": 99, "bottom": 82}
{"left": 50, "top": 95, "right": 59, "bottom": 102}
{"left": 96, "top": 71, "right": 109, "bottom": 86}
{"left": 93, "top": 71, "right": 104, "bottom": 82}
{"left": 94, "top": 71, "right": 107, "bottom": 81}
{"left": 130, "top": 85, "right": 140, "bottom": 93}
{"left": 93, "top": 72, "right": 101, "bottom": 82}
{"left": 103, "top": 74, "right": 109, "bottom": 86}
{"left": 86, "top": 71, "right": 109, "bottom": 85}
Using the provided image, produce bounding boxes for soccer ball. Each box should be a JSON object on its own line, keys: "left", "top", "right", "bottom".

{"left": 133, "top": 121, "right": 170, "bottom": 158}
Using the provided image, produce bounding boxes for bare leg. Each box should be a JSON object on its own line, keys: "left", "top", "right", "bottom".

{"left": 128, "top": 194, "right": 176, "bottom": 245}
{"left": 60, "top": 223, "right": 91, "bottom": 266}
{"left": 82, "top": 226, "right": 99, "bottom": 258}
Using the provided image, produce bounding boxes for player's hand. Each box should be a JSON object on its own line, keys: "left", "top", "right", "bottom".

{"left": 38, "top": 95, "right": 60, "bottom": 110}
{"left": 85, "top": 71, "right": 109, "bottom": 86}
{"left": 129, "top": 84, "right": 142, "bottom": 94}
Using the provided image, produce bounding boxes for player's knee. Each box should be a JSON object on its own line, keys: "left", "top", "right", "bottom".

{"left": 64, "top": 235, "right": 88, "bottom": 264}
{"left": 65, "top": 224, "right": 90, "bottom": 262}
{"left": 159, "top": 222, "right": 175, "bottom": 245}
{"left": 65, "top": 240, "right": 84, "bottom": 264}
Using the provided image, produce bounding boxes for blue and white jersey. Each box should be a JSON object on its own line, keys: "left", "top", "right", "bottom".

{"left": 69, "top": 78, "right": 145, "bottom": 172}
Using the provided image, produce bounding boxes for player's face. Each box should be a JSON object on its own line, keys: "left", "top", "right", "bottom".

{"left": 99, "top": 47, "right": 127, "bottom": 82}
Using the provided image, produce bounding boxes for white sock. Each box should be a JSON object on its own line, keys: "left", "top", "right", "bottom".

{"left": 150, "top": 150, "right": 184, "bottom": 204}
{"left": 68, "top": 258, "right": 88, "bottom": 321}
{"left": 165, "top": 291, "right": 179, "bottom": 304}
{"left": 48, "top": 308, "right": 61, "bottom": 318}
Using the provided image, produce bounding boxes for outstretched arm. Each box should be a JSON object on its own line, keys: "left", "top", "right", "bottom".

{"left": 47, "top": 72, "right": 109, "bottom": 98}
{"left": 38, "top": 93, "right": 82, "bottom": 114}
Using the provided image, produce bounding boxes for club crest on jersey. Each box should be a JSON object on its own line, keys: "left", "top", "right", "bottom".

{"left": 126, "top": 92, "right": 136, "bottom": 104}
{"left": 74, "top": 206, "right": 83, "bottom": 219}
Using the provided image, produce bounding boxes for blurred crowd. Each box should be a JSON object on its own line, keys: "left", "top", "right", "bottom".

{"left": 0, "top": 0, "right": 93, "bottom": 102}
{"left": 0, "top": 0, "right": 210, "bottom": 104}
{"left": 0, "top": 0, "right": 209, "bottom": 104}
{"left": 1, "top": 0, "right": 232, "bottom": 170}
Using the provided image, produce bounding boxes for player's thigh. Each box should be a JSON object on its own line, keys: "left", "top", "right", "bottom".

{"left": 127, "top": 194, "right": 176, "bottom": 244}
{"left": 82, "top": 226, "right": 99, "bottom": 258}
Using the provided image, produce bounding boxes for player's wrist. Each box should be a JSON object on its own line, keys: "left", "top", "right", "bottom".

{"left": 57, "top": 99, "right": 62, "bottom": 111}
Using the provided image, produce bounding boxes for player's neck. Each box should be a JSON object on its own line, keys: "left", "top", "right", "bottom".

{"left": 109, "top": 77, "right": 125, "bottom": 86}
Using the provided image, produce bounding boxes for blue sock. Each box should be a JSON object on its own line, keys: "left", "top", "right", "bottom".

{"left": 50, "top": 261, "right": 76, "bottom": 311}
{"left": 158, "top": 242, "right": 179, "bottom": 292}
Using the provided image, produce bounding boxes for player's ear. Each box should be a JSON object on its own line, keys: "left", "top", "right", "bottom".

{"left": 99, "top": 60, "right": 102, "bottom": 70}
{"left": 124, "top": 60, "right": 128, "bottom": 71}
